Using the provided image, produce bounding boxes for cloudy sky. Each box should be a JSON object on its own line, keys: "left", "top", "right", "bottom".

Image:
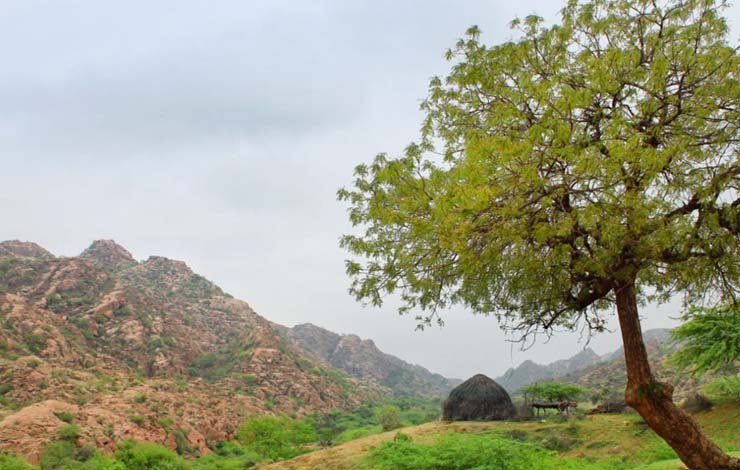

{"left": 1, "top": 0, "right": 738, "bottom": 379}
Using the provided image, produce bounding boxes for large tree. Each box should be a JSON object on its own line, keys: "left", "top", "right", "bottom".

{"left": 338, "top": 0, "right": 739, "bottom": 468}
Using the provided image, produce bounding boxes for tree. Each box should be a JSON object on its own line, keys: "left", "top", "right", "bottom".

{"left": 375, "top": 405, "right": 403, "bottom": 432}
{"left": 521, "top": 382, "right": 587, "bottom": 403}
{"left": 338, "top": 0, "right": 739, "bottom": 467}
{"left": 670, "top": 303, "right": 739, "bottom": 376}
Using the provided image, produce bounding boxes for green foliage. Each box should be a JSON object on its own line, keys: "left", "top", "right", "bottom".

{"left": 338, "top": 0, "right": 739, "bottom": 336}
{"left": 39, "top": 441, "right": 120, "bottom": 470}
{"left": 132, "top": 393, "right": 147, "bottom": 404}
{"left": 375, "top": 405, "right": 403, "bottom": 432}
{"left": 114, "top": 440, "right": 189, "bottom": 470}
{"left": 236, "top": 415, "right": 317, "bottom": 462}
{"left": 704, "top": 376, "right": 740, "bottom": 404}
{"left": 670, "top": 303, "right": 740, "bottom": 376}
{"left": 57, "top": 424, "right": 80, "bottom": 441}
{"left": 0, "top": 453, "right": 35, "bottom": 470}
{"left": 192, "top": 442, "right": 260, "bottom": 470}
{"left": 129, "top": 414, "right": 145, "bottom": 425}
{"left": 22, "top": 333, "right": 46, "bottom": 355}
{"left": 187, "top": 353, "right": 230, "bottom": 382}
{"left": 308, "top": 397, "right": 440, "bottom": 443}
{"left": 364, "top": 432, "right": 600, "bottom": 470}
{"left": 521, "top": 382, "right": 587, "bottom": 402}
{"left": 0, "top": 383, "right": 13, "bottom": 395}
{"left": 172, "top": 429, "right": 193, "bottom": 457}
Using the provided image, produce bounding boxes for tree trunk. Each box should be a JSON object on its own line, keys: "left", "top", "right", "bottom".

{"left": 614, "top": 280, "right": 740, "bottom": 470}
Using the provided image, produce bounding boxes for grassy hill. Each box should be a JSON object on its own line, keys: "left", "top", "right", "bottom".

{"left": 257, "top": 403, "right": 740, "bottom": 470}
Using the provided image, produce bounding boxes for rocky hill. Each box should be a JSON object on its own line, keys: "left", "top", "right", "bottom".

{"left": 496, "top": 348, "right": 601, "bottom": 393}
{"left": 280, "top": 323, "right": 460, "bottom": 397}
{"left": 0, "top": 240, "right": 392, "bottom": 462}
{"left": 496, "top": 328, "right": 704, "bottom": 402}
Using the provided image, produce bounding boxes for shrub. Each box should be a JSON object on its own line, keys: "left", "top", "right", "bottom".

{"left": 40, "top": 441, "right": 77, "bottom": 469}
{"left": 22, "top": 333, "right": 46, "bottom": 355}
{"left": 375, "top": 405, "right": 403, "bottom": 432}
{"left": 54, "top": 411, "right": 76, "bottom": 423}
{"left": 0, "top": 383, "right": 13, "bottom": 395}
{"left": 236, "top": 415, "right": 317, "bottom": 461}
{"left": 114, "top": 440, "right": 189, "bottom": 470}
{"left": 129, "top": 414, "right": 146, "bottom": 425}
{"left": 364, "top": 432, "right": 590, "bottom": 470}
{"left": 173, "top": 429, "right": 193, "bottom": 456}
{"left": 57, "top": 424, "right": 80, "bottom": 441}
{"left": 704, "top": 376, "right": 740, "bottom": 404}
{"left": 0, "top": 453, "right": 34, "bottom": 470}
{"left": 132, "top": 393, "right": 147, "bottom": 404}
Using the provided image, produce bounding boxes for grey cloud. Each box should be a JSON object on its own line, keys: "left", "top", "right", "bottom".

{"left": 1, "top": 0, "right": 737, "bottom": 379}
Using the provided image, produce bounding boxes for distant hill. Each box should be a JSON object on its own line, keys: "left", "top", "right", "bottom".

{"left": 495, "top": 328, "right": 705, "bottom": 402}
{"left": 0, "top": 240, "right": 397, "bottom": 462}
{"left": 496, "top": 348, "right": 601, "bottom": 393}
{"left": 280, "top": 323, "right": 460, "bottom": 397}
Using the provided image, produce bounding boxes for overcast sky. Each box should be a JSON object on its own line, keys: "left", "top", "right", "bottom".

{"left": 1, "top": 0, "right": 738, "bottom": 379}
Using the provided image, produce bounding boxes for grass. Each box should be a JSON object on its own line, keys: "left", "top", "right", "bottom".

{"left": 638, "top": 451, "right": 740, "bottom": 470}
{"left": 260, "top": 402, "right": 740, "bottom": 470}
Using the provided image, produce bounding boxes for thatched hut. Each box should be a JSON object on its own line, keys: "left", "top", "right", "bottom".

{"left": 443, "top": 374, "right": 516, "bottom": 421}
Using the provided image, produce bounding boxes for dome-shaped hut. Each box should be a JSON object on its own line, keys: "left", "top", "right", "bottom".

{"left": 443, "top": 374, "right": 516, "bottom": 421}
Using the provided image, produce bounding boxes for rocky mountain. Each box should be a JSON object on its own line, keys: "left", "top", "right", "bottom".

{"left": 280, "top": 323, "right": 460, "bottom": 397}
{"left": 496, "top": 348, "right": 602, "bottom": 393}
{"left": 0, "top": 240, "right": 391, "bottom": 462}
{"left": 496, "top": 328, "right": 703, "bottom": 402}
{"left": 560, "top": 328, "right": 705, "bottom": 401}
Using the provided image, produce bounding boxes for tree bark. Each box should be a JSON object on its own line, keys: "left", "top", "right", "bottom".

{"left": 614, "top": 280, "right": 740, "bottom": 470}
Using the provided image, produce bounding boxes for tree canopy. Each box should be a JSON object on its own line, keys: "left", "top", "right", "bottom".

{"left": 338, "top": 0, "right": 738, "bottom": 340}
{"left": 339, "top": 0, "right": 739, "bottom": 466}
{"left": 670, "top": 303, "right": 740, "bottom": 376}
{"left": 521, "top": 382, "right": 587, "bottom": 402}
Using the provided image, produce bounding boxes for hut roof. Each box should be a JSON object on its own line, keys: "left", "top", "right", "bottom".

{"left": 443, "top": 373, "right": 516, "bottom": 421}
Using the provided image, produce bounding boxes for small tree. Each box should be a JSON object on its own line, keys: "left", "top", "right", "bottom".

{"left": 375, "top": 405, "right": 403, "bottom": 432}
{"left": 521, "top": 382, "right": 586, "bottom": 403}
{"left": 339, "top": 0, "right": 739, "bottom": 467}
{"left": 670, "top": 303, "right": 739, "bottom": 376}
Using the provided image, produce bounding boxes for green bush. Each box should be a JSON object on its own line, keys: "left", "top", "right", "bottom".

{"left": 132, "top": 393, "right": 147, "bottom": 404}
{"left": 0, "top": 453, "right": 35, "bottom": 470}
{"left": 40, "top": 441, "right": 77, "bottom": 469}
{"left": 57, "top": 424, "right": 80, "bottom": 441}
{"left": 54, "top": 411, "right": 75, "bottom": 423}
{"left": 364, "top": 432, "right": 596, "bottom": 470}
{"left": 192, "top": 442, "right": 260, "bottom": 470}
{"left": 114, "top": 440, "right": 189, "bottom": 470}
{"left": 0, "top": 383, "right": 13, "bottom": 395}
{"left": 521, "top": 382, "right": 587, "bottom": 402}
{"left": 236, "top": 415, "right": 316, "bottom": 461}
{"left": 704, "top": 376, "right": 740, "bottom": 403}
{"left": 129, "top": 414, "right": 146, "bottom": 425}
{"left": 375, "top": 405, "right": 403, "bottom": 432}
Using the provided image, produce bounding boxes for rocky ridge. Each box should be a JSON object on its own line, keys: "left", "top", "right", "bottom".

{"left": 0, "top": 240, "right": 392, "bottom": 462}
{"left": 281, "top": 323, "right": 460, "bottom": 397}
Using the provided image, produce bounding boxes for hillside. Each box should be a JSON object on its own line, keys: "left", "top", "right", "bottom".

{"left": 0, "top": 240, "right": 392, "bottom": 462}
{"left": 496, "top": 347, "right": 601, "bottom": 393}
{"left": 280, "top": 323, "right": 459, "bottom": 397}
{"left": 256, "top": 403, "right": 740, "bottom": 469}
{"left": 495, "top": 328, "right": 705, "bottom": 402}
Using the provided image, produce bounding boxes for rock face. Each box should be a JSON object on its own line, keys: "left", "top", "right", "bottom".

{"left": 0, "top": 240, "right": 387, "bottom": 463}
{"left": 282, "top": 323, "right": 459, "bottom": 397}
{"left": 442, "top": 374, "right": 516, "bottom": 421}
